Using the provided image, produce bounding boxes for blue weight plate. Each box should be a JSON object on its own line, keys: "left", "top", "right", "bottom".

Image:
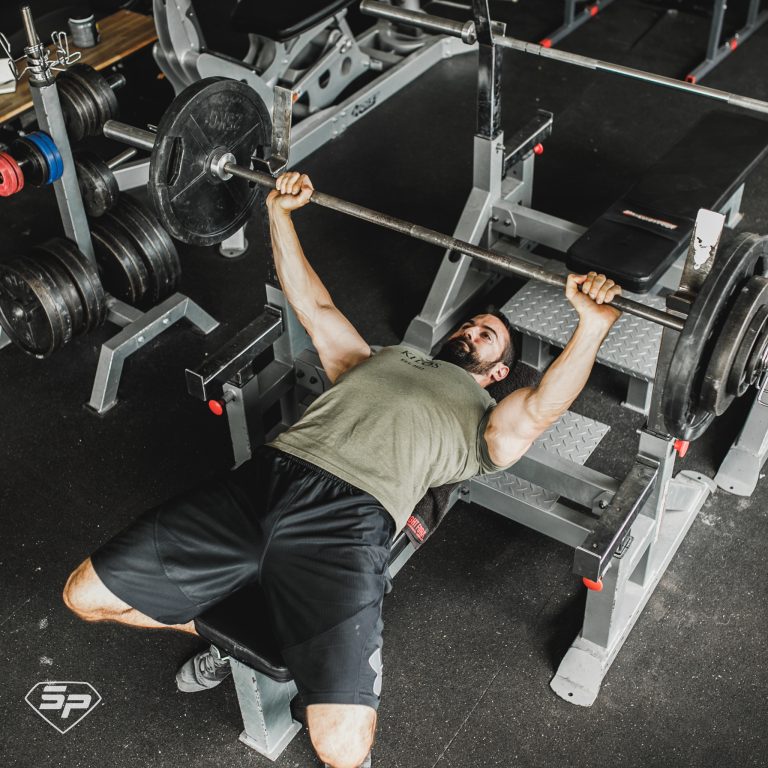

{"left": 26, "top": 132, "right": 63, "bottom": 184}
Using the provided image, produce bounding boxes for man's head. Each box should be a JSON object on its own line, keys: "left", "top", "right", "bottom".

{"left": 434, "top": 311, "right": 516, "bottom": 387}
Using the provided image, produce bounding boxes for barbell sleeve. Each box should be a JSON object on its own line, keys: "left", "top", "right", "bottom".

{"left": 359, "top": 0, "right": 477, "bottom": 43}
{"left": 101, "top": 118, "right": 685, "bottom": 332}
{"left": 360, "top": 0, "right": 768, "bottom": 117}
{"left": 103, "top": 120, "right": 155, "bottom": 152}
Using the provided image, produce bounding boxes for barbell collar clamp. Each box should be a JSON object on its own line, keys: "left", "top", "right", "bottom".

{"left": 208, "top": 147, "right": 236, "bottom": 181}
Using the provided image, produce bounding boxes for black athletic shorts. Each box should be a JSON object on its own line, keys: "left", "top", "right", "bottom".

{"left": 90, "top": 446, "right": 395, "bottom": 709}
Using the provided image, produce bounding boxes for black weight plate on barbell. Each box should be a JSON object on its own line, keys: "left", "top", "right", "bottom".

{"left": 103, "top": 198, "right": 169, "bottom": 305}
{"left": 90, "top": 220, "right": 150, "bottom": 306}
{"left": 46, "top": 237, "right": 107, "bottom": 332}
{"left": 30, "top": 244, "right": 88, "bottom": 336}
{"left": 148, "top": 77, "right": 271, "bottom": 246}
{"left": 120, "top": 194, "right": 181, "bottom": 293}
{"left": 662, "top": 232, "right": 768, "bottom": 441}
{"left": 727, "top": 303, "right": 768, "bottom": 398}
{"left": 701, "top": 275, "right": 768, "bottom": 417}
{"left": 0, "top": 257, "right": 69, "bottom": 356}
{"left": 75, "top": 152, "right": 119, "bottom": 217}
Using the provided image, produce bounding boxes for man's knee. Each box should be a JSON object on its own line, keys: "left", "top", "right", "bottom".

{"left": 63, "top": 557, "right": 124, "bottom": 621}
{"left": 307, "top": 704, "right": 376, "bottom": 768}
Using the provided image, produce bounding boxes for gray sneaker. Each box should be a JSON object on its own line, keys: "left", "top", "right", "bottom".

{"left": 176, "top": 645, "right": 232, "bottom": 693}
{"left": 324, "top": 752, "right": 371, "bottom": 768}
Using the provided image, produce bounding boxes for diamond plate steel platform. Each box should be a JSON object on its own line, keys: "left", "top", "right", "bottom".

{"left": 472, "top": 411, "right": 610, "bottom": 511}
{"left": 502, "top": 281, "right": 664, "bottom": 382}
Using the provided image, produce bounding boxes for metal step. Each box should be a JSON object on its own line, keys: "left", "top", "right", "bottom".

{"left": 502, "top": 280, "right": 663, "bottom": 383}
{"left": 469, "top": 410, "right": 611, "bottom": 547}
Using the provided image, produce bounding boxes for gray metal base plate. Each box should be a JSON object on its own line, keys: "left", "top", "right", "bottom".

{"left": 472, "top": 410, "right": 610, "bottom": 512}
{"left": 550, "top": 470, "right": 715, "bottom": 705}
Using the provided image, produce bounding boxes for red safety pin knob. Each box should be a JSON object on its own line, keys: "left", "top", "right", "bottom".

{"left": 208, "top": 391, "right": 235, "bottom": 416}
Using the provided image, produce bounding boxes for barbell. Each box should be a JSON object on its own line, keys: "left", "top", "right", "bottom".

{"left": 359, "top": 0, "right": 768, "bottom": 117}
{"left": 101, "top": 77, "right": 768, "bottom": 441}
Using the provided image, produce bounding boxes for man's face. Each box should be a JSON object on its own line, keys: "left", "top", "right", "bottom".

{"left": 434, "top": 313, "right": 510, "bottom": 378}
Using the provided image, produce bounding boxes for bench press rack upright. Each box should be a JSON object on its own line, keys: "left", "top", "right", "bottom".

{"left": 0, "top": 6, "right": 218, "bottom": 414}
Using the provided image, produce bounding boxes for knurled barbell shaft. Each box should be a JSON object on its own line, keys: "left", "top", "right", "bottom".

{"left": 227, "top": 164, "right": 684, "bottom": 330}
{"left": 102, "top": 118, "right": 685, "bottom": 332}
{"left": 359, "top": 0, "right": 768, "bottom": 117}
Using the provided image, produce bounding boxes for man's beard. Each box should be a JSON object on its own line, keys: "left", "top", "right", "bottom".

{"left": 433, "top": 337, "right": 497, "bottom": 375}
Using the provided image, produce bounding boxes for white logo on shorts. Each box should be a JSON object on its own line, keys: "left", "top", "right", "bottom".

{"left": 368, "top": 648, "right": 383, "bottom": 697}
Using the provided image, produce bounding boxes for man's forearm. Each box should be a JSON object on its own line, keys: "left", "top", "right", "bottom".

{"left": 527, "top": 319, "right": 611, "bottom": 423}
{"left": 269, "top": 208, "right": 333, "bottom": 328}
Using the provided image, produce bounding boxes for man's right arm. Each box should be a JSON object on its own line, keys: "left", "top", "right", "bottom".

{"left": 267, "top": 172, "right": 371, "bottom": 383}
{"left": 484, "top": 273, "right": 622, "bottom": 467}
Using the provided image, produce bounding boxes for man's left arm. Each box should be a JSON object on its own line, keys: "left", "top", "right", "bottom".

{"left": 484, "top": 273, "right": 622, "bottom": 468}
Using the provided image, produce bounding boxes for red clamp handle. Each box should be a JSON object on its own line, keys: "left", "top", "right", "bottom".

{"left": 583, "top": 577, "right": 603, "bottom": 591}
{"left": 673, "top": 439, "right": 689, "bottom": 458}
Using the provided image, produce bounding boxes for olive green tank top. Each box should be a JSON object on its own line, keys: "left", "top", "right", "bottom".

{"left": 270, "top": 345, "right": 503, "bottom": 532}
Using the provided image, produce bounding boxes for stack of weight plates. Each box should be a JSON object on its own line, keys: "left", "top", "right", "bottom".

{"left": 91, "top": 194, "right": 182, "bottom": 307}
{"left": 0, "top": 238, "right": 107, "bottom": 358}
{"left": 57, "top": 64, "right": 119, "bottom": 142}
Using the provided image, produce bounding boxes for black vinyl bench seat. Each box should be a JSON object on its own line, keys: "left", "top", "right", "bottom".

{"left": 194, "top": 582, "right": 292, "bottom": 682}
{"left": 231, "top": 0, "right": 357, "bottom": 42}
{"left": 567, "top": 111, "right": 768, "bottom": 292}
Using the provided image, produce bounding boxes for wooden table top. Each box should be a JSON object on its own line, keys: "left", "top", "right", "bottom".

{"left": 0, "top": 10, "right": 157, "bottom": 124}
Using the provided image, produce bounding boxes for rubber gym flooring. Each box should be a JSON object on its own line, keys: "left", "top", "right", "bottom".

{"left": 1, "top": 2, "right": 767, "bottom": 766}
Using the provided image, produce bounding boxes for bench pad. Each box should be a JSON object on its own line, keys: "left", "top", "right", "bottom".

{"left": 567, "top": 111, "right": 768, "bottom": 292}
{"left": 231, "top": 0, "right": 356, "bottom": 42}
{"left": 194, "top": 583, "right": 293, "bottom": 683}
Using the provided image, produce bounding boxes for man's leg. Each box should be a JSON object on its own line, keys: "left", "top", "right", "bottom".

{"left": 307, "top": 704, "right": 376, "bottom": 768}
{"left": 63, "top": 557, "right": 197, "bottom": 635}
